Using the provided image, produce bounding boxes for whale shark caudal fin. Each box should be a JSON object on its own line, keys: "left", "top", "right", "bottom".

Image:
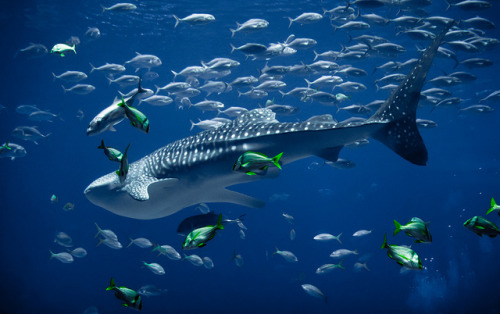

{"left": 368, "top": 22, "right": 454, "bottom": 166}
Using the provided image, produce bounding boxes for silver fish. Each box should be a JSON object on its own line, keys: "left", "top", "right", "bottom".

{"left": 90, "top": 63, "right": 126, "bottom": 75}
{"left": 173, "top": 14, "right": 215, "bottom": 28}
{"left": 124, "top": 53, "right": 162, "bottom": 72}
{"left": 287, "top": 12, "right": 322, "bottom": 28}
{"left": 230, "top": 18, "right": 269, "bottom": 37}
{"left": 52, "top": 71, "right": 87, "bottom": 82}
{"left": 62, "top": 84, "right": 95, "bottom": 95}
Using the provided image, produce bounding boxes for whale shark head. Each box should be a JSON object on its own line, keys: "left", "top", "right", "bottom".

{"left": 84, "top": 159, "right": 199, "bottom": 219}
{"left": 84, "top": 171, "right": 135, "bottom": 217}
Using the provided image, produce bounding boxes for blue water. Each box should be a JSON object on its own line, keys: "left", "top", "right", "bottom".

{"left": 1, "top": 0, "right": 500, "bottom": 313}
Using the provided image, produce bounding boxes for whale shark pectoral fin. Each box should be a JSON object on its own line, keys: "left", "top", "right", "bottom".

{"left": 207, "top": 189, "right": 265, "bottom": 208}
{"left": 316, "top": 146, "right": 343, "bottom": 162}
{"left": 126, "top": 177, "right": 179, "bottom": 201}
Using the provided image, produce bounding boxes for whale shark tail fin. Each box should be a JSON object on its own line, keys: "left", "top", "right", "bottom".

{"left": 368, "top": 22, "right": 454, "bottom": 166}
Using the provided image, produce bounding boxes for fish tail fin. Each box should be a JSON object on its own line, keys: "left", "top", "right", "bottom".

{"left": 189, "top": 120, "right": 195, "bottom": 131}
{"left": 487, "top": 197, "right": 497, "bottom": 215}
{"left": 313, "top": 50, "right": 319, "bottom": 61}
{"left": 381, "top": 233, "right": 388, "bottom": 249}
{"left": 287, "top": 17, "right": 293, "bottom": 28}
{"left": 126, "top": 238, "right": 134, "bottom": 248}
{"left": 117, "top": 96, "right": 126, "bottom": 107}
{"left": 96, "top": 237, "right": 104, "bottom": 247}
{"left": 171, "top": 70, "right": 178, "bottom": 81}
{"left": 49, "top": 250, "right": 54, "bottom": 259}
{"left": 61, "top": 85, "right": 67, "bottom": 93}
{"left": 230, "top": 43, "right": 236, "bottom": 54}
{"left": 272, "top": 247, "right": 279, "bottom": 255}
{"left": 100, "top": 5, "right": 106, "bottom": 13}
{"left": 106, "top": 277, "right": 115, "bottom": 290}
{"left": 89, "top": 63, "right": 95, "bottom": 73}
{"left": 338, "top": 259, "right": 345, "bottom": 270}
{"left": 123, "top": 143, "right": 131, "bottom": 157}
{"left": 72, "top": 44, "right": 76, "bottom": 54}
{"left": 154, "top": 84, "right": 161, "bottom": 95}
{"left": 336, "top": 232, "right": 342, "bottom": 244}
{"left": 97, "top": 140, "right": 105, "bottom": 149}
{"left": 229, "top": 28, "right": 236, "bottom": 38}
{"left": 367, "top": 22, "right": 453, "bottom": 166}
{"left": 217, "top": 213, "right": 224, "bottom": 230}
{"left": 94, "top": 222, "right": 101, "bottom": 238}
{"left": 305, "top": 79, "right": 312, "bottom": 88}
{"left": 393, "top": 220, "right": 402, "bottom": 236}
{"left": 364, "top": 262, "right": 370, "bottom": 271}
{"left": 173, "top": 15, "right": 180, "bottom": 28}
{"left": 272, "top": 152, "right": 283, "bottom": 169}
{"left": 445, "top": 0, "right": 451, "bottom": 10}
{"left": 52, "top": 72, "right": 57, "bottom": 82}
{"left": 279, "top": 90, "right": 285, "bottom": 98}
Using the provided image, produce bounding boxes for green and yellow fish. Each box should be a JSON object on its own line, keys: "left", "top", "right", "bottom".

{"left": 233, "top": 151, "right": 283, "bottom": 175}
{"left": 50, "top": 43, "right": 76, "bottom": 57}
{"left": 486, "top": 198, "right": 500, "bottom": 216}
{"left": 106, "top": 277, "right": 143, "bottom": 310}
{"left": 393, "top": 217, "right": 432, "bottom": 243}
{"left": 381, "top": 234, "right": 422, "bottom": 270}
{"left": 182, "top": 213, "right": 224, "bottom": 250}
{"left": 116, "top": 143, "right": 131, "bottom": 184}
{"left": 98, "top": 140, "right": 123, "bottom": 162}
{"left": 118, "top": 96, "right": 150, "bottom": 133}
{"left": 464, "top": 216, "right": 500, "bottom": 238}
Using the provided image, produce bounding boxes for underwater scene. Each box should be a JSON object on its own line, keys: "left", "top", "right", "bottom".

{"left": 1, "top": 0, "right": 500, "bottom": 313}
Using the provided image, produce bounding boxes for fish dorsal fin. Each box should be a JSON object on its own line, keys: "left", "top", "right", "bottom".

{"left": 235, "top": 108, "right": 278, "bottom": 126}
{"left": 125, "top": 177, "right": 179, "bottom": 201}
{"left": 135, "top": 52, "right": 141, "bottom": 56}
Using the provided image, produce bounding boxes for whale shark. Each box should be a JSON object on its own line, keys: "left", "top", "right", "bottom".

{"left": 84, "top": 23, "right": 453, "bottom": 220}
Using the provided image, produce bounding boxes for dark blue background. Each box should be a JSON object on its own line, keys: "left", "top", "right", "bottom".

{"left": 1, "top": 0, "right": 499, "bottom": 313}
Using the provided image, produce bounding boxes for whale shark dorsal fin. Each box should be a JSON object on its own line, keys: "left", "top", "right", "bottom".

{"left": 205, "top": 189, "right": 265, "bottom": 208}
{"left": 235, "top": 108, "right": 278, "bottom": 126}
{"left": 126, "top": 177, "right": 179, "bottom": 201}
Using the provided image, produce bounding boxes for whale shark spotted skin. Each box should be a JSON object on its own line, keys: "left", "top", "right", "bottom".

{"left": 84, "top": 23, "right": 452, "bottom": 220}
